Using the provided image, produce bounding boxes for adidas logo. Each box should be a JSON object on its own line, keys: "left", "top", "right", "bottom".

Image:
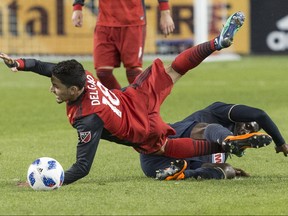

{"left": 266, "top": 14, "right": 288, "bottom": 51}
{"left": 276, "top": 15, "right": 288, "bottom": 31}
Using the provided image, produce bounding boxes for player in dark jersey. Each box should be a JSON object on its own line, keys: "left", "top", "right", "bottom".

{"left": 140, "top": 101, "right": 288, "bottom": 180}
{"left": 1, "top": 12, "right": 272, "bottom": 185}
{"left": 72, "top": 0, "right": 175, "bottom": 89}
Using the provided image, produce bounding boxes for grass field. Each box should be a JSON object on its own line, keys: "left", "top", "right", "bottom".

{"left": 0, "top": 55, "right": 288, "bottom": 215}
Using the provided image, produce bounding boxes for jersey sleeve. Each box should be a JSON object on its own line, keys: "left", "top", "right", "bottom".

{"left": 229, "top": 104, "right": 286, "bottom": 146}
{"left": 101, "top": 128, "right": 135, "bottom": 147}
{"left": 73, "top": 0, "right": 84, "bottom": 10}
{"left": 73, "top": 0, "right": 84, "bottom": 6}
{"left": 158, "top": 0, "right": 170, "bottom": 10}
{"left": 16, "top": 58, "right": 56, "bottom": 77}
{"left": 208, "top": 102, "right": 235, "bottom": 122}
{"left": 63, "top": 114, "right": 104, "bottom": 185}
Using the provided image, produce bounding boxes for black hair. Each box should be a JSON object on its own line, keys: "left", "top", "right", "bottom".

{"left": 52, "top": 59, "right": 86, "bottom": 89}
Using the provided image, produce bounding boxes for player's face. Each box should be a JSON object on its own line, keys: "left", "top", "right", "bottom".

{"left": 50, "top": 76, "right": 73, "bottom": 104}
{"left": 235, "top": 122, "right": 260, "bottom": 135}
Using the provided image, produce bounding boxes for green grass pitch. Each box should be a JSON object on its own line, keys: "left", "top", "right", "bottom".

{"left": 0, "top": 55, "right": 287, "bottom": 215}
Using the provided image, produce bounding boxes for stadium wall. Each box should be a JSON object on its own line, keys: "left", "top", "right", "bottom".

{"left": 0, "top": 0, "right": 286, "bottom": 55}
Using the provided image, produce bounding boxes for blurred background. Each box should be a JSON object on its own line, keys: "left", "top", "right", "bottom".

{"left": 0, "top": 0, "right": 287, "bottom": 57}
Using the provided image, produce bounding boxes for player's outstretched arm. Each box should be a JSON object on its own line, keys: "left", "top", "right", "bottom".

{"left": 229, "top": 104, "right": 287, "bottom": 156}
{"left": 0, "top": 52, "right": 56, "bottom": 77}
{"left": 63, "top": 115, "right": 104, "bottom": 185}
{"left": 0, "top": 52, "right": 19, "bottom": 72}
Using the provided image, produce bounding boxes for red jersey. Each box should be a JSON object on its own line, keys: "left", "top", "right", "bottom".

{"left": 97, "top": 0, "right": 146, "bottom": 26}
{"left": 16, "top": 57, "right": 175, "bottom": 184}
{"left": 67, "top": 59, "right": 175, "bottom": 146}
{"left": 73, "top": 0, "right": 170, "bottom": 27}
{"left": 17, "top": 56, "right": 175, "bottom": 184}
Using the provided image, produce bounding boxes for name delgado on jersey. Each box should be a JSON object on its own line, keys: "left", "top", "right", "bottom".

{"left": 87, "top": 74, "right": 101, "bottom": 106}
{"left": 86, "top": 74, "right": 122, "bottom": 118}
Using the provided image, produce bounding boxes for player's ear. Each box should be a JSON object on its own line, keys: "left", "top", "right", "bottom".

{"left": 69, "top": 85, "right": 80, "bottom": 95}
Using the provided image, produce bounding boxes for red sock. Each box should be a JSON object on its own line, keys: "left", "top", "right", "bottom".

{"left": 96, "top": 68, "right": 121, "bottom": 90}
{"left": 164, "top": 138, "right": 223, "bottom": 158}
{"left": 171, "top": 40, "right": 216, "bottom": 75}
{"left": 126, "top": 67, "right": 142, "bottom": 84}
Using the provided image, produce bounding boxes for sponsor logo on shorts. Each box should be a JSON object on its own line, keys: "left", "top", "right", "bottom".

{"left": 212, "top": 153, "right": 225, "bottom": 163}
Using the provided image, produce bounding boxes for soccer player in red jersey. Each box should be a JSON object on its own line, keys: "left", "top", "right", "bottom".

{"left": 1, "top": 12, "right": 273, "bottom": 185}
{"left": 72, "top": 0, "right": 175, "bottom": 89}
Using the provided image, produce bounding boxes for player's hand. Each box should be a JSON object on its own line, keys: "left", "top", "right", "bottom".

{"left": 0, "top": 52, "right": 18, "bottom": 72}
{"left": 275, "top": 144, "right": 288, "bottom": 157}
{"left": 159, "top": 10, "right": 175, "bottom": 37}
{"left": 72, "top": 10, "right": 83, "bottom": 27}
{"left": 234, "top": 167, "right": 250, "bottom": 177}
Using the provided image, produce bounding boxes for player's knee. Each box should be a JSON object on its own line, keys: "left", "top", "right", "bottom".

{"left": 126, "top": 67, "right": 142, "bottom": 84}
{"left": 96, "top": 68, "right": 114, "bottom": 78}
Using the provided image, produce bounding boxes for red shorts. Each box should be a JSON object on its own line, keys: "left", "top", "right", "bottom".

{"left": 126, "top": 59, "right": 176, "bottom": 154}
{"left": 93, "top": 25, "right": 146, "bottom": 69}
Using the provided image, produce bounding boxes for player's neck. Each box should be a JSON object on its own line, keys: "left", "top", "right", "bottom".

{"left": 70, "top": 87, "right": 85, "bottom": 102}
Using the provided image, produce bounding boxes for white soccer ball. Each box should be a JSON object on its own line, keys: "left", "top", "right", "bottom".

{"left": 27, "top": 157, "right": 64, "bottom": 191}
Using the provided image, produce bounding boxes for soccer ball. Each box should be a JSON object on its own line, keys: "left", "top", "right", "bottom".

{"left": 27, "top": 157, "right": 64, "bottom": 191}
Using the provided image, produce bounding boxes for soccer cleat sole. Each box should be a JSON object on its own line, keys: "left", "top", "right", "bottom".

{"left": 219, "top": 11, "right": 245, "bottom": 47}
{"left": 223, "top": 133, "right": 272, "bottom": 154}
{"left": 155, "top": 160, "right": 187, "bottom": 181}
{"left": 165, "top": 160, "right": 187, "bottom": 180}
